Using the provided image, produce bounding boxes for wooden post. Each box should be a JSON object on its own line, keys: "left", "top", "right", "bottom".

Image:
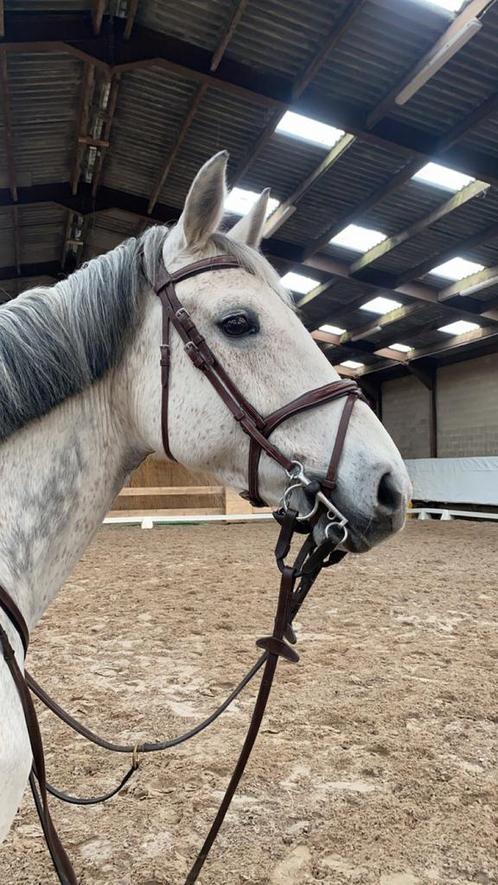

{"left": 224, "top": 487, "right": 253, "bottom": 515}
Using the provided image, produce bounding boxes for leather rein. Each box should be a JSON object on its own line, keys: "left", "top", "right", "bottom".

{"left": 0, "top": 254, "right": 364, "bottom": 885}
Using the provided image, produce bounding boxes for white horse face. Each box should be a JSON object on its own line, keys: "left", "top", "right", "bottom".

{"left": 133, "top": 152, "right": 411, "bottom": 552}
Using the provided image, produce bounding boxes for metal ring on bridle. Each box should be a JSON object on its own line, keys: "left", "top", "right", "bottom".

{"left": 282, "top": 482, "right": 320, "bottom": 521}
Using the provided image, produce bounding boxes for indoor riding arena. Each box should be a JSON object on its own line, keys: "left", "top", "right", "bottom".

{"left": 0, "top": 2, "right": 497, "bottom": 885}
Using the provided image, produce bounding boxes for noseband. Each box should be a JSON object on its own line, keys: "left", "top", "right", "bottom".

{"left": 0, "top": 254, "right": 368, "bottom": 885}
{"left": 154, "top": 254, "right": 364, "bottom": 533}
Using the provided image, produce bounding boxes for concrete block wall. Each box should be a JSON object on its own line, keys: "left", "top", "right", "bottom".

{"left": 381, "top": 374, "right": 432, "bottom": 458}
{"left": 437, "top": 353, "right": 498, "bottom": 457}
{"left": 381, "top": 352, "right": 498, "bottom": 459}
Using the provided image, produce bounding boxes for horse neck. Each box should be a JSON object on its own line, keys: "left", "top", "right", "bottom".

{"left": 0, "top": 375, "right": 144, "bottom": 631}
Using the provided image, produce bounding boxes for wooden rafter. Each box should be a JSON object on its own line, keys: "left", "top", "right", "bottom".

{"left": 90, "top": 75, "right": 120, "bottom": 197}
{"left": 12, "top": 205, "right": 20, "bottom": 275}
{"left": 0, "top": 51, "right": 17, "bottom": 201}
{"left": 355, "top": 325, "right": 498, "bottom": 376}
{"left": 124, "top": 0, "right": 139, "bottom": 40}
{"left": 350, "top": 179, "right": 489, "bottom": 277}
{"left": 147, "top": 82, "right": 207, "bottom": 214}
{"left": 71, "top": 63, "right": 95, "bottom": 195}
{"left": 394, "top": 218, "right": 498, "bottom": 286}
{"left": 210, "top": 0, "right": 249, "bottom": 72}
{"left": 264, "top": 134, "right": 356, "bottom": 237}
{"left": 92, "top": 0, "right": 106, "bottom": 36}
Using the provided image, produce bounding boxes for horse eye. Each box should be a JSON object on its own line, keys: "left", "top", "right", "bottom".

{"left": 218, "top": 312, "right": 259, "bottom": 338}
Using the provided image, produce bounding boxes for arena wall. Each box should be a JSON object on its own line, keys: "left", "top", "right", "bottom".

{"left": 381, "top": 352, "right": 498, "bottom": 459}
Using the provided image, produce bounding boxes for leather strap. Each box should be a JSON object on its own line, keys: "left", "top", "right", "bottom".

{"left": 0, "top": 618, "right": 77, "bottom": 885}
{"left": 323, "top": 393, "right": 358, "bottom": 491}
{"left": 154, "top": 255, "right": 364, "bottom": 505}
{"left": 0, "top": 583, "right": 29, "bottom": 656}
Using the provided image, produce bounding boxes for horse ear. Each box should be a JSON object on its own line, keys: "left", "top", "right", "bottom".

{"left": 178, "top": 151, "right": 228, "bottom": 248}
{"left": 228, "top": 188, "right": 270, "bottom": 248}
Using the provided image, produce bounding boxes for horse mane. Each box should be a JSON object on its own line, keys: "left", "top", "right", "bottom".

{"left": 0, "top": 225, "right": 291, "bottom": 443}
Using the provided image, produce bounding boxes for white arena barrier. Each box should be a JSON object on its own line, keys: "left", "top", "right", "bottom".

{"left": 405, "top": 456, "right": 498, "bottom": 506}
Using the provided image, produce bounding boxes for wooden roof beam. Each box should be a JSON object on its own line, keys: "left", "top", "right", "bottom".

{"left": 90, "top": 75, "right": 120, "bottom": 198}
{"left": 124, "top": 0, "right": 139, "bottom": 40}
{"left": 210, "top": 0, "right": 249, "bottom": 72}
{"left": 147, "top": 82, "right": 207, "bottom": 214}
{"left": 12, "top": 205, "right": 20, "bottom": 276}
{"left": 355, "top": 325, "right": 498, "bottom": 376}
{"left": 394, "top": 218, "right": 498, "bottom": 286}
{"left": 92, "top": 0, "right": 106, "bottom": 37}
{"left": 264, "top": 134, "right": 356, "bottom": 237}
{"left": 350, "top": 179, "right": 489, "bottom": 277}
{"left": 71, "top": 63, "right": 95, "bottom": 195}
{"left": 0, "top": 51, "right": 17, "bottom": 201}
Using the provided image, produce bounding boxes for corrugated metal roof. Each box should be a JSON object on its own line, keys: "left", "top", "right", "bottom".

{"left": 279, "top": 140, "right": 407, "bottom": 244}
{"left": 312, "top": 0, "right": 446, "bottom": 112}
{"left": 8, "top": 53, "right": 80, "bottom": 188}
{"left": 226, "top": 0, "right": 350, "bottom": 79}
{"left": 3, "top": 0, "right": 498, "bottom": 375}
{"left": 103, "top": 67, "right": 198, "bottom": 200}
{"left": 138, "top": 0, "right": 234, "bottom": 54}
{"left": 160, "top": 86, "right": 270, "bottom": 207}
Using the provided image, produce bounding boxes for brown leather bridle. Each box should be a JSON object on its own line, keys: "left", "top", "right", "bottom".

{"left": 154, "top": 254, "right": 364, "bottom": 510}
{"left": 0, "top": 253, "right": 366, "bottom": 885}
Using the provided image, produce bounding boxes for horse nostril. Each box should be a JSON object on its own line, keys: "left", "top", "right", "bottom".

{"left": 377, "top": 472, "right": 403, "bottom": 514}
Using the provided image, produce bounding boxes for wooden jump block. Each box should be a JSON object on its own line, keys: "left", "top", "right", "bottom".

{"left": 119, "top": 485, "right": 224, "bottom": 497}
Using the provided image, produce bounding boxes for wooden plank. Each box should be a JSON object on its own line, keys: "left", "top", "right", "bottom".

{"left": 147, "top": 82, "right": 207, "bottom": 213}
{"left": 108, "top": 508, "right": 222, "bottom": 517}
{"left": 264, "top": 134, "right": 356, "bottom": 236}
{"left": 0, "top": 51, "right": 17, "bottom": 201}
{"left": 395, "top": 220, "right": 498, "bottom": 287}
{"left": 120, "top": 485, "right": 223, "bottom": 496}
{"left": 210, "top": 0, "right": 249, "bottom": 72}
{"left": 91, "top": 75, "right": 120, "bottom": 197}
{"left": 92, "top": 0, "right": 106, "bottom": 36}
{"left": 71, "top": 63, "right": 94, "bottom": 195}
{"left": 311, "top": 329, "right": 341, "bottom": 345}
{"left": 124, "top": 0, "right": 139, "bottom": 40}
{"left": 350, "top": 180, "right": 489, "bottom": 276}
{"left": 224, "top": 487, "right": 253, "bottom": 515}
{"left": 78, "top": 135, "right": 110, "bottom": 148}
